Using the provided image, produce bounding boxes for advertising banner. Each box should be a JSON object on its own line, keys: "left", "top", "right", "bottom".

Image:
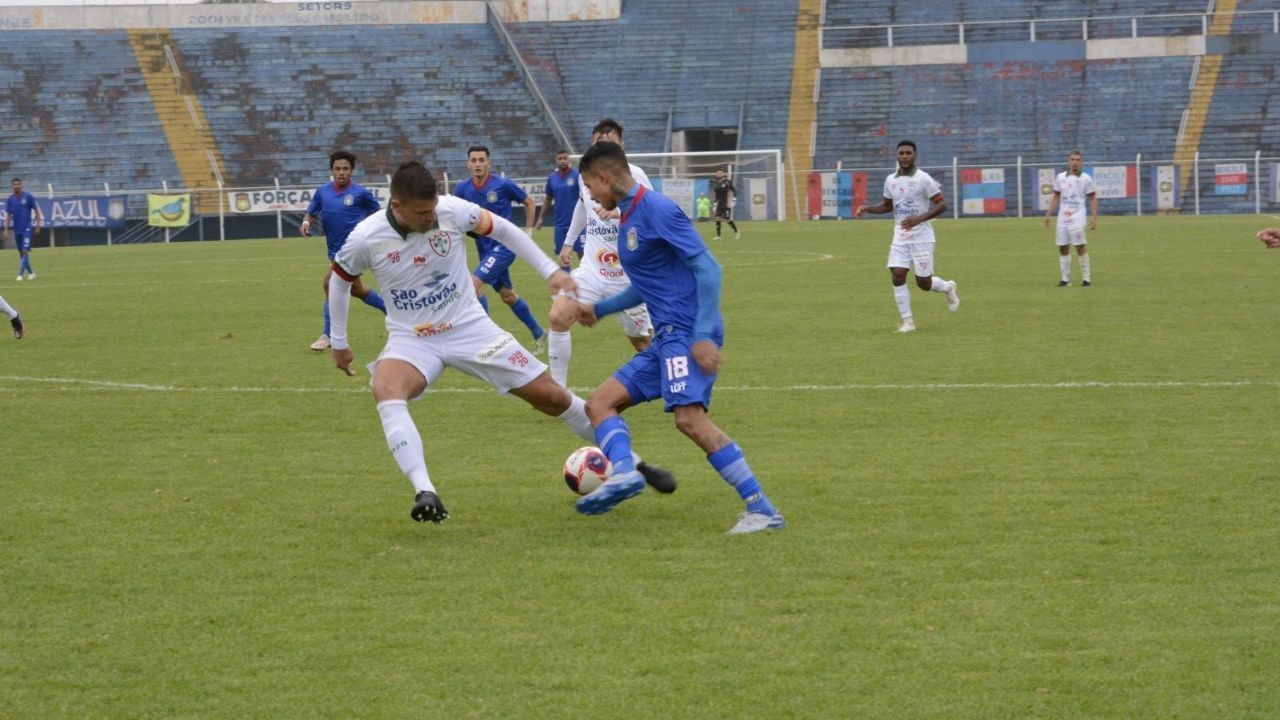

{"left": 147, "top": 194, "right": 190, "bottom": 227}
{"left": 228, "top": 186, "right": 390, "bottom": 214}
{"left": 1037, "top": 168, "right": 1057, "bottom": 212}
{"left": 1152, "top": 165, "right": 1179, "bottom": 210}
{"left": 1088, "top": 165, "right": 1136, "bottom": 199}
{"left": 35, "top": 195, "right": 128, "bottom": 229}
{"left": 960, "top": 167, "right": 1005, "bottom": 215}
{"left": 806, "top": 172, "right": 867, "bottom": 219}
{"left": 1213, "top": 162, "right": 1248, "bottom": 196}
{"left": 1271, "top": 163, "right": 1280, "bottom": 205}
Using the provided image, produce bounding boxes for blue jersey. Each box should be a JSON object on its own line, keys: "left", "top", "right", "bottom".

{"left": 453, "top": 175, "right": 527, "bottom": 256}
{"left": 617, "top": 185, "right": 723, "bottom": 343}
{"left": 4, "top": 192, "right": 39, "bottom": 230}
{"left": 544, "top": 168, "right": 580, "bottom": 229}
{"left": 305, "top": 181, "right": 380, "bottom": 259}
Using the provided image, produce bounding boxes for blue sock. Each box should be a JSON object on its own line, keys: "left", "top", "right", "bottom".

{"left": 594, "top": 416, "right": 636, "bottom": 475}
{"left": 708, "top": 442, "right": 775, "bottom": 515}
{"left": 362, "top": 289, "right": 387, "bottom": 315}
{"left": 322, "top": 300, "right": 331, "bottom": 336}
{"left": 510, "top": 298, "right": 545, "bottom": 340}
{"left": 478, "top": 295, "right": 490, "bottom": 314}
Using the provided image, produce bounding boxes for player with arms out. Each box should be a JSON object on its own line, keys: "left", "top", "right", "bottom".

{"left": 711, "top": 169, "right": 740, "bottom": 240}
{"left": 534, "top": 149, "right": 582, "bottom": 271}
{"left": 546, "top": 118, "right": 656, "bottom": 394}
{"left": 328, "top": 161, "right": 674, "bottom": 523}
{"left": 452, "top": 145, "right": 547, "bottom": 353}
{"left": 571, "top": 141, "right": 783, "bottom": 534}
{"left": 300, "top": 151, "right": 386, "bottom": 351}
{"left": 1044, "top": 150, "right": 1098, "bottom": 287}
{"left": 855, "top": 140, "right": 960, "bottom": 333}
{"left": 5, "top": 178, "right": 42, "bottom": 282}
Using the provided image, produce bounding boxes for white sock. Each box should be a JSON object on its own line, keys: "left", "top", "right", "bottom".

{"left": 557, "top": 393, "right": 596, "bottom": 443}
{"left": 1079, "top": 255, "right": 1091, "bottom": 282}
{"left": 893, "top": 284, "right": 912, "bottom": 319}
{"left": 1059, "top": 255, "right": 1072, "bottom": 281}
{"left": 376, "top": 400, "right": 434, "bottom": 494}
{"left": 928, "top": 277, "right": 953, "bottom": 293}
{"left": 548, "top": 330, "right": 572, "bottom": 387}
{"left": 0, "top": 295, "right": 15, "bottom": 319}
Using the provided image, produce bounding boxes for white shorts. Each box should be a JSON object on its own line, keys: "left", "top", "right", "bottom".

{"left": 369, "top": 317, "right": 547, "bottom": 398}
{"left": 560, "top": 266, "right": 653, "bottom": 339}
{"left": 887, "top": 240, "right": 935, "bottom": 276}
{"left": 1056, "top": 225, "right": 1087, "bottom": 246}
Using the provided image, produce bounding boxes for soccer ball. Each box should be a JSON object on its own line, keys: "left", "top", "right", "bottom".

{"left": 563, "top": 446, "right": 612, "bottom": 495}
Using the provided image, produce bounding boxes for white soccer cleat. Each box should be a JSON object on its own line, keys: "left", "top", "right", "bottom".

{"left": 734, "top": 230, "right": 741, "bottom": 240}
{"left": 532, "top": 334, "right": 546, "bottom": 356}
{"left": 712, "top": 236, "right": 721, "bottom": 241}
{"left": 14, "top": 276, "right": 21, "bottom": 282}
{"left": 727, "top": 510, "right": 785, "bottom": 535}
{"left": 27, "top": 274, "right": 34, "bottom": 281}
{"left": 896, "top": 318, "right": 916, "bottom": 333}
{"left": 946, "top": 281, "right": 959, "bottom": 312}
{"left": 309, "top": 334, "right": 331, "bottom": 351}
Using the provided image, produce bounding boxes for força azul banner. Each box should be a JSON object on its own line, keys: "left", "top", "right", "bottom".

{"left": 35, "top": 195, "right": 129, "bottom": 229}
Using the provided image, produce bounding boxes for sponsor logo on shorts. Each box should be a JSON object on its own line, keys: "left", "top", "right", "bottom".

{"left": 475, "top": 333, "right": 515, "bottom": 363}
{"left": 413, "top": 321, "right": 454, "bottom": 337}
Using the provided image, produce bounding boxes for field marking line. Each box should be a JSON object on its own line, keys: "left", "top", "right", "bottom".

{"left": 2, "top": 375, "right": 1276, "bottom": 395}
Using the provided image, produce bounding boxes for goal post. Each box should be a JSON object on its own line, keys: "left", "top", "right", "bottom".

{"left": 570, "top": 149, "right": 786, "bottom": 221}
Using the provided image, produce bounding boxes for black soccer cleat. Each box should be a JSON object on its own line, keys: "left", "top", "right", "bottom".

{"left": 10, "top": 314, "right": 23, "bottom": 340}
{"left": 636, "top": 460, "right": 677, "bottom": 494}
{"left": 411, "top": 491, "right": 449, "bottom": 523}
{"left": 1057, "top": 280, "right": 1071, "bottom": 287}
{"left": 1081, "top": 280, "right": 1091, "bottom": 287}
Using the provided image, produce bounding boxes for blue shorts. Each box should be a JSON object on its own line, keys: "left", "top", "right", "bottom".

{"left": 13, "top": 228, "right": 32, "bottom": 252}
{"left": 474, "top": 249, "right": 516, "bottom": 291}
{"left": 553, "top": 227, "right": 585, "bottom": 256}
{"left": 614, "top": 330, "right": 716, "bottom": 412}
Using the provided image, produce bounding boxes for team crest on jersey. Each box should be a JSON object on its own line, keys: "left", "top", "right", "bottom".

{"left": 486, "top": 191, "right": 498, "bottom": 204}
{"left": 343, "top": 195, "right": 354, "bottom": 206}
{"left": 427, "top": 231, "right": 450, "bottom": 257}
{"left": 626, "top": 227, "right": 638, "bottom": 251}
{"left": 567, "top": 178, "right": 575, "bottom": 186}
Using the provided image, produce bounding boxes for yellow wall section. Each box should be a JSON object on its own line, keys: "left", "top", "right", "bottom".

{"left": 128, "top": 30, "right": 226, "bottom": 207}
{"left": 1171, "top": 0, "right": 1236, "bottom": 207}
{"left": 785, "top": 0, "right": 822, "bottom": 219}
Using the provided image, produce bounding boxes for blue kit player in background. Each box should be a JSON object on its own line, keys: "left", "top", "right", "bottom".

{"left": 300, "top": 150, "right": 386, "bottom": 351}
{"left": 571, "top": 141, "right": 784, "bottom": 535}
{"left": 5, "top": 178, "right": 42, "bottom": 282}
{"left": 453, "top": 145, "right": 546, "bottom": 353}
{"left": 534, "top": 149, "right": 583, "bottom": 271}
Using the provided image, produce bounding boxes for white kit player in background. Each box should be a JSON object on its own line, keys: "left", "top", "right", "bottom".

{"left": 327, "top": 161, "right": 676, "bottom": 524}
{"left": 545, "top": 118, "right": 656, "bottom": 390}
{"left": 1044, "top": 150, "right": 1098, "bottom": 287}
{"left": 855, "top": 140, "right": 960, "bottom": 333}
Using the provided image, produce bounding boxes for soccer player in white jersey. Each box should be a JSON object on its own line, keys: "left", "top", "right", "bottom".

{"left": 545, "top": 119, "right": 657, "bottom": 391}
{"left": 855, "top": 140, "right": 960, "bottom": 333}
{"left": 1044, "top": 150, "right": 1098, "bottom": 287}
{"left": 328, "top": 161, "right": 675, "bottom": 523}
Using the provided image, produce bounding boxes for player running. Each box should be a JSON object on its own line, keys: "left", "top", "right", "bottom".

{"left": 855, "top": 140, "right": 960, "bottom": 333}
{"left": 452, "top": 145, "right": 546, "bottom": 353}
{"left": 300, "top": 151, "right": 386, "bottom": 351}
{"left": 5, "top": 178, "right": 42, "bottom": 282}
{"left": 570, "top": 141, "right": 783, "bottom": 534}
{"left": 328, "top": 161, "right": 674, "bottom": 523}
{"left": 546, "top": 118, "right": 655, "bottom": 391}
{"left": 1044, "top": 150, "right": 1098, "bottom": 287}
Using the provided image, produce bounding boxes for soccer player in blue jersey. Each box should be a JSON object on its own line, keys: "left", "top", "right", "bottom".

{"left": 300, "top": 151, "right": 386, "bottom": 351}
{"left": 5, "top": 179, "right": 42, "bottom": 282}
{"left": 534, "top": 150, "right": 583, "bottom": 270}
{"left": 571, "top": 141, "right": 784, "bottom": 534}
{"left": 452, "top": 145, "right": 546, "bottom": 353}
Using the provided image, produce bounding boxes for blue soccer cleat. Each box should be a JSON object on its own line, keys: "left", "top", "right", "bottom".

{"left": 575, "top": 470, "right": 645, "bottom": 516}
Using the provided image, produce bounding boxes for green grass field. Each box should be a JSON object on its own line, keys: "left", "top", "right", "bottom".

{"left": 1, "top": 215, "right": 1277, "bottom": 719}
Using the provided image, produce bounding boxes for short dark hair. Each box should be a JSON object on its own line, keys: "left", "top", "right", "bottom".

{"left": 556, "top": 149, "right": 570, "bottom": 156}
{"left": 390, "top": 161, "right": 438, "bottom": 201}
{"left": 329, "top": 150, "right": 356, "bottom": 169}
{"left": 579, "top": 140, "right": 629, "bottom": 174}
{"left": 897, "top": 140, "right": 917, "bottom": 152}
{"left": 591, "top": 118, "right": 624, "bottom": 139}
{"left": 11, "top": 178, "right": 21, "bottom": 183}
{"left": 467, "top": 145, "right": 490, "bottom": 157}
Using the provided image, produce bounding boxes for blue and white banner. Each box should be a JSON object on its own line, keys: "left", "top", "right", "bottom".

{"left": 651, "top": 178, "right": 695, "bottom": 219}
{"left": 36, "top": 195, "right": 129, "bottom": 229}
{"left": 229, "top": 186, "right": 389, "bottom": 213}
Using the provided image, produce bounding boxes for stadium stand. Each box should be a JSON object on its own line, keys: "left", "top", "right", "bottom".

{"left": 0, "top": 30, "right": 181, "bottom": 190}
{"left": 505, "top": 0, "right": 798, "bottom": 153}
